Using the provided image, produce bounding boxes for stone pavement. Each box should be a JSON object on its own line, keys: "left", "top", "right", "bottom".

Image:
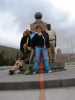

{"left": 0, "top": 67, "right": 75, "bottom": 90}
{"left": 0, "top": 87, "right": 75, "bottom": 100}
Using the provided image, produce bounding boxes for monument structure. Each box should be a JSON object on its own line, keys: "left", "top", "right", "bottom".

{"left": 30, "top": 12, "right": 56, "bottom": 65}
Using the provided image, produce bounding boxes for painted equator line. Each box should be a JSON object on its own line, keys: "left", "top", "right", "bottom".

{"left": 39, "top": 64, "right": 46, "bottom": 100}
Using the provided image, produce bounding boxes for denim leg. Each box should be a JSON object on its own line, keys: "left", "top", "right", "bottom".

{"left": 34, "top": 47, "right": 41, "bottom": 72}
{"left": 42, "top": 48, "right": 49, "bottom": 72}
{"left": 49, "top": 63, "right": 54, "bottom": 70}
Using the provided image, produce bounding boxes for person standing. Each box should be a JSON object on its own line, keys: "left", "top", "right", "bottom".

{"left": 31, "top": 26, "right": 51, "bottom": 73}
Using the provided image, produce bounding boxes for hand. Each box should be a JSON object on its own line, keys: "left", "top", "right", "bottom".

{"left": 27, "top": 47, "right": 31, "bottom": 51}
{"left": 38, "top": 32, "right": 42, "bottom": 36}
{"left": 23, "top": 43, "right": 28, "bottom": 48}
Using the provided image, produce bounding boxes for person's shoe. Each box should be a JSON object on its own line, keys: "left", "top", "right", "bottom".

{"left": 33, "top": 72, "right": 36, "bottom": 74}
{"left": 33, "top": 71, "right": 39, "bottom": 74}
{"left": 9, "top": 70, "right": 15, "bottom": 75}
{"left": 49, "top": 70, "right": 52, "bottom": 73}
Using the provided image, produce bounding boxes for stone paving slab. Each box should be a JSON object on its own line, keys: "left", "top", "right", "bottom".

{"left": 0, "top": 68, "right": 75, "bottom": 90}
{"left": 0, "top": 87, "right": 75, "bottom": 100}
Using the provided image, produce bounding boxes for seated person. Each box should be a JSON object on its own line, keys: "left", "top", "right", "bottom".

{"left": 9, "top": 57, "right": 24, "bottom": 75}
{"left": 20, "top": 30, "right": 34, "bottom": 74}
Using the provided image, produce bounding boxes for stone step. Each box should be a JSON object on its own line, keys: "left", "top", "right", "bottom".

{"left": 0, "top": 68, "right": 75, "bottom": 90}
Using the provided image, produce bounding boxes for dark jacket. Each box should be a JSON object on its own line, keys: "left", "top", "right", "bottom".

{"left": 20, "top": 36, "right": 31, "bottom": 53}
{"left": 31, "top": 32, "right": 50, "bottom": 48}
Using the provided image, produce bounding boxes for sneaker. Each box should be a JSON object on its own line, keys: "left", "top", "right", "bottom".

{"left": 33, "top": 71, "right": 39, "bottom": 74}
{"left": 9, "top": 70, "right": 14, "bottom": 75}
{"left": 33, "top": 72, "right": 36, "bottom": 74}
{"left": 49, "top": 70, "right": 52, "bottom": 73}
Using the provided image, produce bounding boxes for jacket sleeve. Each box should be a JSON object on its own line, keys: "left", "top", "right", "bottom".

{"left": 28, "top": 37, "right": 31, "bottom": 47}
{"left": 20, "top": 37, "right": 25, "bottom": 53}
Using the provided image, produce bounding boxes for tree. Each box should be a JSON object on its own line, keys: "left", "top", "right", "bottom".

{"left": 0, "top": 51, "right": 5, "bottom": 66}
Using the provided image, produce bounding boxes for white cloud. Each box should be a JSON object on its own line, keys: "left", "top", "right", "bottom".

{"left": 50, "top": 0, "right": 75, "bottom": 22}
{"left": 0, "top": 11, "right": 21, "bottom": 48}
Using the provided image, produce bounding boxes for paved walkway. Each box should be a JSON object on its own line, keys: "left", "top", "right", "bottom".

{"left": 0, "top": 87, "right": 75, "bottom": 100}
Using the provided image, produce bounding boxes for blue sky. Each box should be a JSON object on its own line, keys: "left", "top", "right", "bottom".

{"left": 0, "top": 0, "right": 75, "bottom": 53}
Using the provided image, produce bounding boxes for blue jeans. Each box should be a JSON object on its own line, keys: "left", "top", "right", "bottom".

{"left": 34, "top": 47, "right": 50, "bottom": 73}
